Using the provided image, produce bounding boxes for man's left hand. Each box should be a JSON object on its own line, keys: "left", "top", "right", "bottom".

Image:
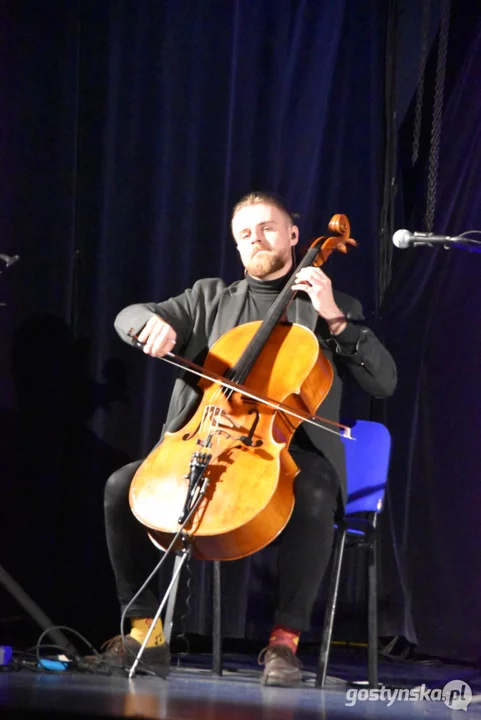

{"left": 292, "top": 267, "right": 347, "bottom": 336}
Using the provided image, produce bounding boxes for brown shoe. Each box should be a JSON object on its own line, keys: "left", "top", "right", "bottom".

{"left": 258, "top": 645, "right": 302, "bottom": 687}
{"left": 77, "top": 634, "right": 170, "bottom": 678}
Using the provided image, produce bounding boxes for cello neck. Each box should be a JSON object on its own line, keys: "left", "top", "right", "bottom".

{"left": 229, "top": 245, "right": 319, "bottom": 385}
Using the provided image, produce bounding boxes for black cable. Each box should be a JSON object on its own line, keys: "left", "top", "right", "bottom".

{"left": 4, "top": 627, "right": 99, "bottom": 675}
{"left": 34, "top": 625, "right": 101, "bottom": 666}
{"left": 20, "top": 644, "right": 72, "bottom": 674}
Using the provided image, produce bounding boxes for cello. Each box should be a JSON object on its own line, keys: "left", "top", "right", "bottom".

{"left": 129, "top": 215, "right": 357, "bottom": 561}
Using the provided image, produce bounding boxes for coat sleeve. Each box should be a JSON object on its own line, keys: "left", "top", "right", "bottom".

{"left": 326, "top": 296, "right": 397, "bottom": 398}
{"left": 113, "top": 278, "right": 226, "bottom": 353}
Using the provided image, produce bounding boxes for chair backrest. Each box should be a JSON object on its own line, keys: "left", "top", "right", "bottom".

{"left": 342, "top": 420, "right": 391, "bottom": 515}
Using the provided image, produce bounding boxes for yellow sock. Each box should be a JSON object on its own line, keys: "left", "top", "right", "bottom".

{"left": 130, "top": 618, "right": 165, "bottom": 647}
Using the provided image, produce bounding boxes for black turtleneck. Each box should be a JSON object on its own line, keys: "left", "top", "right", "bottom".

{"left": 241, "top": 271, "right": 293, "bottom": 324}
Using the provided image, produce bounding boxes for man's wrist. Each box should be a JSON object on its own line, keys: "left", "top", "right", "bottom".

{"left": 325, "top": 315, "right": 348, "bottom": 336}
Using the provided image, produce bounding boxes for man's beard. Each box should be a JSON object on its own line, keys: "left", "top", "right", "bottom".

{"left": 246, "top": 250, "right": 285, "bottom": 278}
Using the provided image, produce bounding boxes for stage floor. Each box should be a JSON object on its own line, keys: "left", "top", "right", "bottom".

{"left": 1, "top": 651, "right": 481, "bottom": 719}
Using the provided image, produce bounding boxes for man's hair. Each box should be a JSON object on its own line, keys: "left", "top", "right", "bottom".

{"left": 231, "top": 192, "right": 297, "bottom": 225}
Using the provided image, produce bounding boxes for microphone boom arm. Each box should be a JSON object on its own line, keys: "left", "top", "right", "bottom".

{"left": 393, "top": 229, "right": 481, "bottom": 252}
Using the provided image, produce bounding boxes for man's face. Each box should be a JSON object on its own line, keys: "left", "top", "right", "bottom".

{"left": 231, "top": 203, "right": 298, "bottom": 280}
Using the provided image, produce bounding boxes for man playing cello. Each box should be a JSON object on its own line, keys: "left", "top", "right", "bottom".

{"left": 81, "top": 192, "right": 396, "bottom": 686}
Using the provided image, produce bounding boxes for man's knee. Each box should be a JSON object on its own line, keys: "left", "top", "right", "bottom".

{"left": 294, "top": 473, "right": 338, "bottom": 522}
{"left": 104, "top": 460, "right": 143, "bottom": 512}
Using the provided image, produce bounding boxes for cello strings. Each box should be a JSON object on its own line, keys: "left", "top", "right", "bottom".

{"left": 160, "top": 352, "right": 350, "bottom": 439}
{"left": 129, "top": 340, "right": 350, "bottom": 439}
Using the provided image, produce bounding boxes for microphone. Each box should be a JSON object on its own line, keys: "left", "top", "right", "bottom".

{"left": 393, "top": 230, "right": 459, "bottom": 249}
{"left": 0, "top": 253, "right": 20, "bottom": 267}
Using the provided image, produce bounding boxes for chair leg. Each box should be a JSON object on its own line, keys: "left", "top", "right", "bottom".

{"left": 316, "top": 524, "right": 347, "bottom": 688}
{"left": 212, "top": 560, "right": 223, "bottom": 676}
{"left": 367, "top": 517, "right": 378, "bottom": 688}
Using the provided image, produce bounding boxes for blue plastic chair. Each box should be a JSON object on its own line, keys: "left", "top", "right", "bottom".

{"left": 316, "top": 420, "right": 391, "bottom": 688}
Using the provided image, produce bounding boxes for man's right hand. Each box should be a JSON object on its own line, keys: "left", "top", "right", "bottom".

{"left": 137, "top": 316, "right": 177, "bottom": 358}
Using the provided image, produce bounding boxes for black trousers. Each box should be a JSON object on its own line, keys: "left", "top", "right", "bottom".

{"left": 104, "top": 447, "right": 339, "bottom": 632}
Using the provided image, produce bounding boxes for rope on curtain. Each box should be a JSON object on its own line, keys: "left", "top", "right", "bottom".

{"left": 377, "top": 0, "right": 400, "bottom": 310}
{"left": 424, "top": 0, "right": 451, "bottom": 232}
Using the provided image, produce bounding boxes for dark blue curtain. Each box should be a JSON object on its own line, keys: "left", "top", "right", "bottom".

{"left": 379, "top": 11, "right": 481, "bottom": 661}
{"left": 1, "top": 0, "right": 480, "bottom": 661}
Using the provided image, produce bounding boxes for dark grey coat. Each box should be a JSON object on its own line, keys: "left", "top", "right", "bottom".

{"left": 115, "top": 278, "right": 397, "bottom": 504}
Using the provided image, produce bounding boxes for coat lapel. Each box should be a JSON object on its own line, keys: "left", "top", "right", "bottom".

{"left": 209, "top": 279, "right": 250, "bottom": 344}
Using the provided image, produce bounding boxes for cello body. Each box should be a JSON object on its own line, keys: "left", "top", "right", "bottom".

{"left": 129, "top": 320, "right": 333, "bottom": 560}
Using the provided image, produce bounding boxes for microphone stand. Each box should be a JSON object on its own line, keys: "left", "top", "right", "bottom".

{"left": 430, "top": 237, "right": 481, "bottom": 252}
{"left": 0, "top": 566, "right": 78, "bottom": 656}
{"left": 0, "top": 252, "right": 78, "bottom": 657}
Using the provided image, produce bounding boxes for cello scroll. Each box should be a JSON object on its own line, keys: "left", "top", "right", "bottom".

{"left": 309, "top": 214, "right": 357, "bottom": 267}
